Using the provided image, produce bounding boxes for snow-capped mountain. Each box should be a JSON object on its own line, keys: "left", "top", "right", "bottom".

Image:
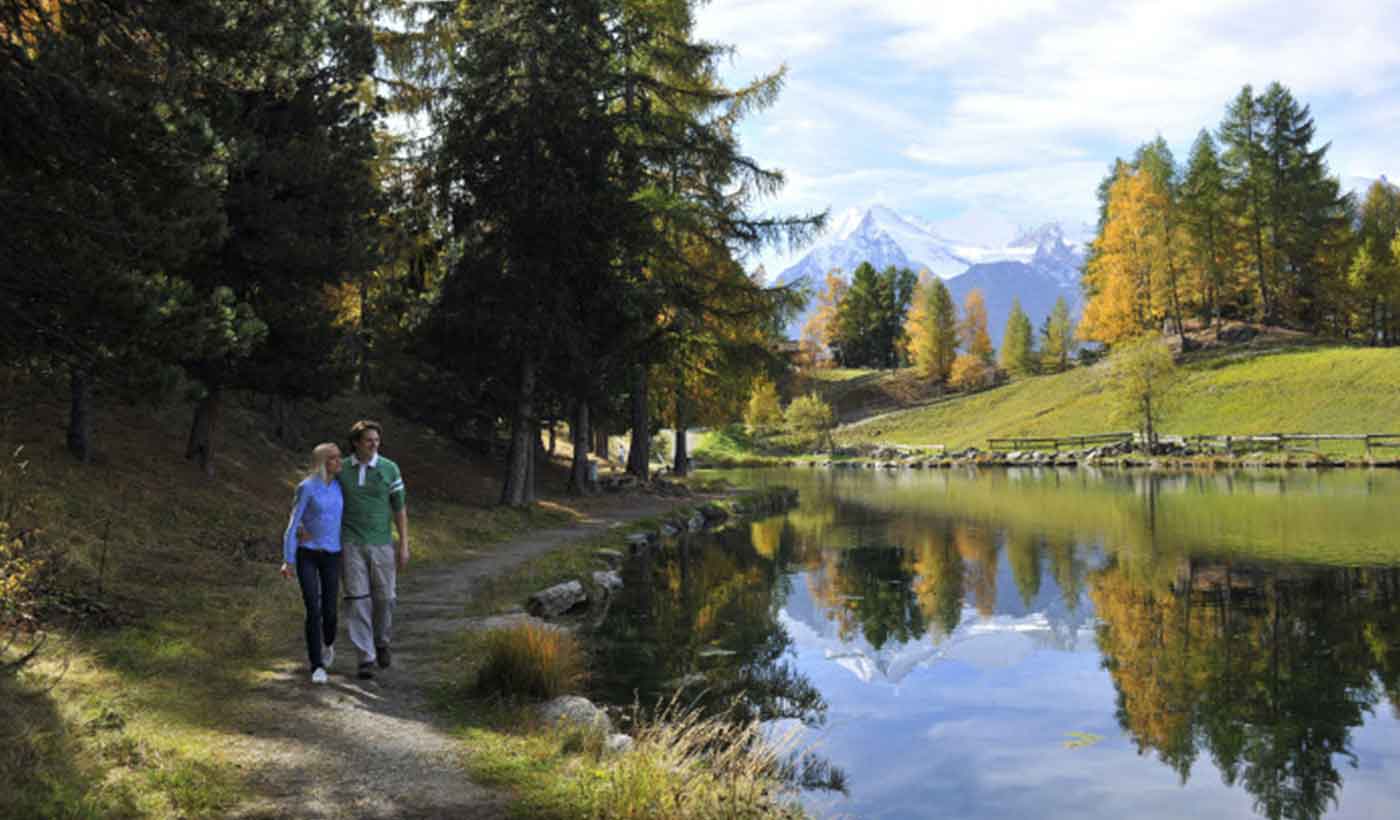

{"left": 776, "top": 205, "right": 1089, "bottom": 345}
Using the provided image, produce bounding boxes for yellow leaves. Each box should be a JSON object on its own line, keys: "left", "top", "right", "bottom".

{"left": 1080, "top": 167, "right": 1175, "bottom": 345}
{"left": 949, "top": 354, "right": 995, "bottom": 391}
{"left": 959, "top": 289, "right": 993, "bottom": 361}
{"left": 801, "top": 270, "right": 847, "bottom": 366}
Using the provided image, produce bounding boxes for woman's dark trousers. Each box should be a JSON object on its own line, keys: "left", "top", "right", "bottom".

{"left": 295, "top": 547, "right": 340, "bottom": 669}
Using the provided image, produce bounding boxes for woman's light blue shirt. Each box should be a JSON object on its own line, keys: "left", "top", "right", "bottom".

{"left": 283, "top": 476, "right": 344, "bottom": 565}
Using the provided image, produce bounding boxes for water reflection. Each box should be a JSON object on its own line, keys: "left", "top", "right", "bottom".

{"left": 593, "top": 469, "right": 1400, "bottom": 819}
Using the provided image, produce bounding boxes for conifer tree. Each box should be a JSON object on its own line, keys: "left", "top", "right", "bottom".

{"left": 959, "top": 289, "right": 994, "bottom": 363}
{"left": 1040, "top": 297, "right": 1076, "bottom": 373}
{"left": 998, "top": 299, "right": 1036, "bottom": 376}
{"left": 1181, "top": 130, "right": 1231, "bottom": 326}
{"left": 802, "top": 270, "right": 848, "bottom": 366}
{"left": 905, "top": 272, "right": 958, "bottom": 382}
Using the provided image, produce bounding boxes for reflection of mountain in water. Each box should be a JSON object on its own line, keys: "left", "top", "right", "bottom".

{"left": 782, "top": 565, "right": 1097, "bottom": 688}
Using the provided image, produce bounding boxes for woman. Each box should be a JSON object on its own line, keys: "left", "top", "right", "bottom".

{"left": 281, "top": 442, "right": 344, "bottom": 684}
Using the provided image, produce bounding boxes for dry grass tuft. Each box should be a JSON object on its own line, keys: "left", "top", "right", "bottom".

{"left": 474, "top": 622, "right": 586, "bottom": 700}
{"left": 581, "top": 698, "right": 806, "bottom": 819}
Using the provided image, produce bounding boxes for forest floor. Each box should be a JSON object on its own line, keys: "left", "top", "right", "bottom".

{"left": 0, "top": 372, "right": 699, "bottom": 819}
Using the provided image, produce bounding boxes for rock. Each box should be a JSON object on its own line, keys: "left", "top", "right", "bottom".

{"left": 595, "top": 548, "right": 624, "bottom": 568}
{"left": 660, "top": 522, "right": 682, "bottom": 537}
{"left": 539, "top": 696, "right": 612, "bottom": 733}
{"left": 625, "top": 533, "right": 652, "bottom": 555}
{"left": 591, "top": 570, "right": 623, "bottom": 599}
{"left": 604, "top": 733, "right": 635, "bottom": 756}
{"left": 687, "top": 512, "right": 706, "bottom": 532}
{"left": 527, "top": 580, "right": 587, "bottom": 618}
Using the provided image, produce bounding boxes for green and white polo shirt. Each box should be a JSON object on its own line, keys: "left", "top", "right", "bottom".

{"left": 338, "top": 453, "right": 406, "bottom": 545}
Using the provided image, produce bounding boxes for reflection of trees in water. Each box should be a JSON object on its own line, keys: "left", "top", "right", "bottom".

{"left": 592, "top": 525, "right": 828, "bottom": 729}
{"left": 821, "top": 546, "right": 925, "bottom": 650}
{"left": 1091, "top": 561, "right": 1400, "bottom": 820}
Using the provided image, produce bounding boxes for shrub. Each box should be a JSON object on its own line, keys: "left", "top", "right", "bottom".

{"left": 474, "top": 622, "right": 586, "bottom": 700}
{"left": 784, "top": 393, "right": 834, "bottom": 434}
{"left": 580, "top": 699, "right": 807, "bottom": 819}
{"left": 949, "top": 354, "right": 996, "bottom": 391}
{"left": 744, "top": 379, "right": 783, "bottom": 430}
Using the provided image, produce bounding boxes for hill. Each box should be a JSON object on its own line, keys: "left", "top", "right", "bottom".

{"left": 830, "top": 342, "right": 1400, "bottom": 451}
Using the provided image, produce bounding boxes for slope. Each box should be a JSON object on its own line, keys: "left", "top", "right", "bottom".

{"left": 835, "top": 345, "right": 1400, "bottom": 451}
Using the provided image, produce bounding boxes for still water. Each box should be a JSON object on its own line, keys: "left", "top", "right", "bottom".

{"left": 591, "top": 468, "right": 1400, "bottom": 820}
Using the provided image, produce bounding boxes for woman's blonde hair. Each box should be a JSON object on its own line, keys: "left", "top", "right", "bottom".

{"left": 309, "top": 442, "right": 342, "bottom": 483}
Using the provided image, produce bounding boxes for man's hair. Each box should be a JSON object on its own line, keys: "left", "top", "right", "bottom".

{"left": 348, "top": 419, "right": 383, "bottom": 447}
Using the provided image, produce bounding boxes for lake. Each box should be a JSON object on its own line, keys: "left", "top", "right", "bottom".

{"left": 590, "top": 467, "right": 1400, "bottom": 820}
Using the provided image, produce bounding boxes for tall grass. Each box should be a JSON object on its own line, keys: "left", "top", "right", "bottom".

{"left": 580, "top": 699, "right": 806, "bottom": 820}
{"left": 474, "top": 622, "right": 587, "bottom": 700}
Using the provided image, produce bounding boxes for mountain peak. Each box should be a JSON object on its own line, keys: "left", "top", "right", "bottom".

{"left": 1010, "top": 222, "right": 1066, "bottom": 250}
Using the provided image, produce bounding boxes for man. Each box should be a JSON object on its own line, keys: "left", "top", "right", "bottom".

{"left": 338, "top": 419, "right": 409, "bottom": 680}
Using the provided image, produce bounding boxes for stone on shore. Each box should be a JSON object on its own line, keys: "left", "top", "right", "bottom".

{"left": 527, "top": 580, "right": 587, "bottom": 618}
{"left": 539, "top": 696, "right": 612, "bottom": 733}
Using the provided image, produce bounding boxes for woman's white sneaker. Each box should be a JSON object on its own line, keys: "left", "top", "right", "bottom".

{"left": 311, "top": 667, "right": 328, "bottom": 684}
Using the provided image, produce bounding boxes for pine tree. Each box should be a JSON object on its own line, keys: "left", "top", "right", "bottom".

{"left": 998, "top": 298, "right": 1036, "bottom": 376}
{"left": 1181, "top": 130, "right": 1231, "bottom": 326}
{"left": 1219, "top": 84, "right": 1274, "bottom": 321}
{"left": 832, "top": 263, "right": 916, "bottom": 368}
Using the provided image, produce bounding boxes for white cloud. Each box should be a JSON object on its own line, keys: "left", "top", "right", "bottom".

{"left": 697, "top": 0, "right": 1400, "bottom": 256}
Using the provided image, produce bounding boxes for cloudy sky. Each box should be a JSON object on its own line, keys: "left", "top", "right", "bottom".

{"left": 693, "top": 0, "right": 1400, "bottom": 268}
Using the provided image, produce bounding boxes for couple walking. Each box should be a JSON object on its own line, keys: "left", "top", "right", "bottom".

{"left": 280, "top": 420, "right": 409, "bottom": 683}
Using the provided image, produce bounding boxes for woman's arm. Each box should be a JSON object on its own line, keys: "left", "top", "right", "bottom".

{"left": 282, "top": 482, "right": 311, "bottom": 569}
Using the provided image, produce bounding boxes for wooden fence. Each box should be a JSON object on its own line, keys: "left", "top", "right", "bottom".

{"left": 987, "top": 432, "right": 1134, "bottom": 452}
{"left": 1177, "top": 433, "right": 1400, "bottom": 455}
{"left": 987, "top": 432, "right": 1400, "bottom": 455}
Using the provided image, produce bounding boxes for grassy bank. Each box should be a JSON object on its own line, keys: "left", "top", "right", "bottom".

{"left": 0, "top": 372, "right": 576, "bottom": 818}
{"left": 701, "top": 344, "right": 1400, "bottom": 459}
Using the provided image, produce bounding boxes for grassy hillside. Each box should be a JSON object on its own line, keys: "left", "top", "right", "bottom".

{"left": 834, "top": 344, "right": 1400, "bottom": 451}
{"left": 0, "top": 372, "right": 576, "bottom": 817}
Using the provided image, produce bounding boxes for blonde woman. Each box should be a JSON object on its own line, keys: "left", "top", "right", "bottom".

{"left": 281, "top": 443, "right": 345, "bottom": 684}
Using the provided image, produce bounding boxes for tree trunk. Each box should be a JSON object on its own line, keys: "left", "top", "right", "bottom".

{"left": 67, "top": 367, "right": 92, "bottom": 464}
{"left": 356, "top": 277, "right": 372, "bottom": 393}
{"left": 186, "top": 384, "right": 222, "bottom": 477}
{"left": 672, "top": 385, "right": 689, "bottom": 476}
{"left": 568, "top": 400, "right": 592, "bottom": 495}
{"left": 626, "top": 366, "right": 650, "bottom": 481}
{"left": 593, "top": 425, "right": 609, "bottom": 460}
{"left": 500, "top": 354, "right": 537, "bottom": 507}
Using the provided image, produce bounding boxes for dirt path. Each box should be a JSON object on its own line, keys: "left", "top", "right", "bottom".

{"left": 225, "top": 494, "right": 690, "bottom": 820}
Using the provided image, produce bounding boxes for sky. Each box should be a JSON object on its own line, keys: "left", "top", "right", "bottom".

{"left": 692, "top": 0, "right": 1400, "bottom": 272}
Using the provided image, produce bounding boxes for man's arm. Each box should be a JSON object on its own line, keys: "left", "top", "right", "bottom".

{"left": 393, "top": 505, "right": 409, "bottom": 570}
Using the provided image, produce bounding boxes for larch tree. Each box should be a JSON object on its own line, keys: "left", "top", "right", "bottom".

{"left": 998, "top": 298, "right": 1036, "bottom": 376}
{"left": 1039, "top": 297, "right": 1076, "bottom": 373}
{"left": 802, "top": 269, "right": 848, "bottom": 367}
{"left": 904, "top": 271, "right": 958, "bottom": 382}
{"left": 959, "top": 289, "right": 994, "bottom": 363}
{"left": 1108, "top": 332, "right": 1180, "bottom": 451}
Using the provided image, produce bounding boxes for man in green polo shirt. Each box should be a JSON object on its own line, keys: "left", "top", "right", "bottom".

{"left": 339, "top": 419, "right": 409, "bottom": 680}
